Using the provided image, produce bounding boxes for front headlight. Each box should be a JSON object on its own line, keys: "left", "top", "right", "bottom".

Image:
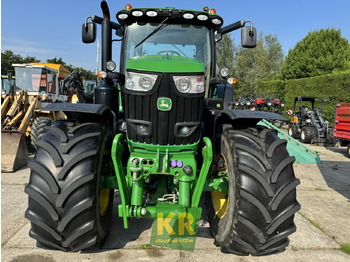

{"left": 125, "top": 72, "right": 157, "bottom": 91}
{"left": 172, "top": 75, "right": 205, "bottom": 93}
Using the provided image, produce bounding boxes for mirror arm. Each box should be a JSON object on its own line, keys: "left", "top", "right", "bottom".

{"left": 108, "top": 72, "right": 125, "bottom": 84}
{"left": 218, "top": 20, "right": 254, "bottom": 35}
{"left": 244, "top": 20, "right": 253, "bottom": 28}
{"left": 84, "top": 16, "right": 94, "bottom": 31}
{"left": 88, "top": 15, "right": 121, "bottom": 31}
{"left": 91, "top": 15, "right": 103, "bottom": 24}
{"left": 218, "top": 20, "right": 245, "bottom": 35}
{"left": 243, "top": 20, "right": 254, "bottom": 36}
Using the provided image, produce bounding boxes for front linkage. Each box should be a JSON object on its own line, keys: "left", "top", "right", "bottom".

{"left": 111, "top": 134, "right": 213, "bottom": 229}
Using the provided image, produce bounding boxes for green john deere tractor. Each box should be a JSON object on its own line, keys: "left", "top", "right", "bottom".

{"left": 25, "top": 1, "right": 300, "bottom": 255}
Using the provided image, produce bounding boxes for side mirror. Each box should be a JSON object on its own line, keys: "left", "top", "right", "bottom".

{"left": 241, "top": 26, "right": 257, "bottom": 48}
{"left": 214, "top": 31, "right": 222, "bottom": 42}
{"left": 82, "top": 22, "right": 96, "bottom": 43}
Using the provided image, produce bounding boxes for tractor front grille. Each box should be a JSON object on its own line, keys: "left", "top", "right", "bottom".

{"left": 124, "top": 73, "right": 204, "bottom": 145}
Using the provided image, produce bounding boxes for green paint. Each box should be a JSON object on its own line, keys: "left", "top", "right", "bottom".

{"left": 125, "top": 148, "right": 197, "bottom": 183}
{"left": 202, "top": 177, "right": 228, "bottom": 194}
{"left": 191, "top": 137, "right": 213, "bottom": 207}
{"left": 128, "top": 138, "right": 199, "bottom": 153}
{"left": 112, "top": 135, "right": 214, "bottom": 231}
{"left": 157, "top": 97, "right": 172, "bottom": 111}
{"left": 111, "top": 134, "right": 130, "bottom": 228}
{"left": 258, "top": 119, "right": 321, "bottom": 164}
{"left": 179, "top": 181, "right": 191, "bottom": 207}
{"left": 126, "top": 55, "right": 204, "bottom": 73}
{"left": 131, "top": 176, "right": 144, "bottom": 206}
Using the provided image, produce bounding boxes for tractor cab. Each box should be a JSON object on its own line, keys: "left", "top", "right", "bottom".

{"left": 117, "top": 8, "right": 220, "bottom": 145}
{"left": 82, "top": 4, "right": 257, "bottom": 145}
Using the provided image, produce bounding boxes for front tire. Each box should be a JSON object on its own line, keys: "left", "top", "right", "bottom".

{"left": 25, "top": 121, "right": 114, "bottom": 251}
{"left": 288, "top": 124, "right": 299, "bottom": 139}
{"left": 206, "top": 125, "right": 300, "bottom": 256}
{"left": 301, "top": 126, "right": 318, "bottom": 144}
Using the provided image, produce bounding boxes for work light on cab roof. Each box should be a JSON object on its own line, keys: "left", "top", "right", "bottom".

{"left": 116, "top": 4, "right": 224, "bottom": 29}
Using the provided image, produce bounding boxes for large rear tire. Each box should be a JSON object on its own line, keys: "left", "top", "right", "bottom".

{"left": 25, "top": 121, "right": 114, "bottom": 251}
{"left": 206, "top": 125, "right": 300, "bottom": 255}
{"left": 30, "top": 117, "right": 53, "bottom": 150}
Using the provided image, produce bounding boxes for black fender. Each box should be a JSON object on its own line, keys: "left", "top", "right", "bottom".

{"left": 207, "top": 109, "right": 286, "bottom": 157}
{"left": 217, "top": 108, "right": 286, "bottom": 126}
{"left": 43, "top": 103, "right": 117, "bottom": 134}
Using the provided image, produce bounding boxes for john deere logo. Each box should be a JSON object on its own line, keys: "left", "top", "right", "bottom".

{"left": 157, "top": 97, "right": 172, "bottom": 111}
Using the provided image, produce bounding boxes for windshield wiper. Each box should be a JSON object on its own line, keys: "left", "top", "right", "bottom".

{"left": 172, "top": 44, "right": 188, "bottom": 57}
{"left": 135, "top": 17, "right": 169, "bottom": 49}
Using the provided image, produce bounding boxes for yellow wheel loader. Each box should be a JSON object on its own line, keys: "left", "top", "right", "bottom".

{"left": 1, "top": 63, "right": 70, "bottom": 172}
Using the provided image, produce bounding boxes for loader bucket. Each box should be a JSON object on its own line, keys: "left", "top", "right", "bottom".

{"left": 1, "top": 131, "right": 28, "bottom": 172}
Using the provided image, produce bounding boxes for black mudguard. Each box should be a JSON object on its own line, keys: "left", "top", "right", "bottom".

{"left": 43, "top": 103, "right": 117, "bottom": 134}
{"left": 217, "top": 108, "right": 286, "bottom": 125}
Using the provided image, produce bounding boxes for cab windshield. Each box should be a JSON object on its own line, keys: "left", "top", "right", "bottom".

{"left": 122, "top": 22, "right": 211, "bottom": 74}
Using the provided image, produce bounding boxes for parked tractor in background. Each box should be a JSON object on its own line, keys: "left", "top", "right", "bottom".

{"left": 1, "top": 63, "right": 70, "bottom": 171}
{"left": 273, "top": 97, "right": 285, "bottom": 114}
{"left": 334, "top": 103, "right": 350, "bottom": 157}
{"left": 288, "top": 96, "right": 331, "bottom": 144}
{"left": 254, "top": 96, "right": 266, "bottom": 111}
{"left": 25, "top": 1, "right": 300, "bottom": 255}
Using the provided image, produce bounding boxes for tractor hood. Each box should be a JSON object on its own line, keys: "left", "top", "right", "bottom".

{"left": 126, "top": 55, "right": 205, "bottom": 73}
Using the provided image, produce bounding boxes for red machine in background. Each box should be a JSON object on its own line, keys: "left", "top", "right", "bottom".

{"left": 334, "top": 103, "right": 350, "bottom": 157}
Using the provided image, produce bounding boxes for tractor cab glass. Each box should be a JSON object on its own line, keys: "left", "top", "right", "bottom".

{"left": 122, "top": 22, "right": 211, "bottom": 75}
